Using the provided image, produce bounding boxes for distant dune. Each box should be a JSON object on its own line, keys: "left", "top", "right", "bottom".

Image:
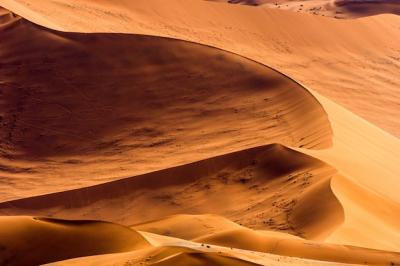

{"left": 334, "top": 0, "right": 400, "bottom": 16}
{"left": 209, "top": 0, "right": 400, "bottom": 18}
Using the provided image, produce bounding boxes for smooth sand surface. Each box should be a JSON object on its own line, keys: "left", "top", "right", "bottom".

{"left": 0, "top": 1, "right": 399, "bottom": 265}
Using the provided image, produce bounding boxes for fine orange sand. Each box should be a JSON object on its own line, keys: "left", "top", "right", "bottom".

{"left": 0, "top": 0, "right": 399, "bottom": 265}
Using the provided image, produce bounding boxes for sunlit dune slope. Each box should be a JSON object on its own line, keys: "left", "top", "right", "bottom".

{"left": 44, "top": 245, "right": 292, "bottom": 266}
{"left": 134, "top": 213, "right": 400, "bottom": 264}
{"left": 326, "top": 174, "right": 400, "bottom": 252}
{"left": 133, "top": 214, "right": 244, "bottom": 240}
{"left": 193, "top": 226, "right": 400, "bottom": 265}
{"left": 0, "top": 12, "right": 332, "bottom": 201}
{"left": 0, "top": 216, "right": 150, "bottom": 266}
{"left": 0, "top": 144, "right": 342, "bottom": 240}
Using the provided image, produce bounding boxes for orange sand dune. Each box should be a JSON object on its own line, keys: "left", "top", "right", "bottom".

{"left": 50, "top": 246, "right": 265, "bottom": 266}
{"left": 0, "top": 13, "right": 332, "bottom": 201}
{"left": 0, "top": 1, "right": 400, "bottom": 265}
{"left": 42, "top": 228, "right": 400, "bottom": 266}
{"left": 44, "top": 245, "right": 340, "bottom": 266}
{"left": 0, "top": 216, "right": 149, "bottom": 266}
{"left": 0, "top": 144, "right": 343, "bottom": 240}
{"left": 193, "top": 226, "right": 400, "bottom": 265}
{"left": 3, "top": 0, "right": 400, "bottom": 137}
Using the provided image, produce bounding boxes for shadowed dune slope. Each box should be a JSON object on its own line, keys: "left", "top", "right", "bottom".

{"left": 3, "top": 0, "right": 400, "bottom": 138}
{"left": 0, "top": 216, "right": 150, "bottom": 266}
{"left": 0, "top": 12, "right": 332, "bottom": 201}
{"left": 1, "top": 1, "right": 399, "bottom": 204}
{"left": 0, "top": 144, "right": 343, "bottom": 240}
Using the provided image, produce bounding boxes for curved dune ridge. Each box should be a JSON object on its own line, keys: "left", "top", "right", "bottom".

{"left": 0, "top": 144, "right": 343, "bottom": 240}
{"left": 2, "top": 1, "right": 400, "bottom": 137}
{"left": 0, "top": 1, "right": 400, "bottom": 266}
{"left": 0, "top": 216, "right": 150, "bottom": 266}
{"left": 0, "top": 11, "right": 332, "bottom": 201}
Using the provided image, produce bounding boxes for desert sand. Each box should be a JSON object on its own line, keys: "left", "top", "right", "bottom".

{"left": 0, "top": 0, "right": 399, "bottom": 265}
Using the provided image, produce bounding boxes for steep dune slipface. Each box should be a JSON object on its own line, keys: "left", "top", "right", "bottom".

{"left": 327, "top": 175, "right": 400, "bottom": 252}
{"left": 0, "top": 13, "right": 332, "bottom": 201}
{"left": 0, "top": 216, "right": 150, "bottom": 266}
{"left": 0, "top": 144, "right": 343, "bottom": 239}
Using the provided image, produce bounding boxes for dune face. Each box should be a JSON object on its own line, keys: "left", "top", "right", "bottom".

{"left": 0, "top": 0, "right": 400, "bottom": 265}
{"left": 0, "top": 13, "right": 332, "bottom": 201}
{"left": 0, "top": 216, "right": 149, "bottom": 266}
{"left": 0, "top": 144, "right": 343, "bottom": 239}
{"left": 2, "top": 0, "right": 400, "bottom": 140}
{"left": 193, "top": 227, "right": 400, "bottom": 265}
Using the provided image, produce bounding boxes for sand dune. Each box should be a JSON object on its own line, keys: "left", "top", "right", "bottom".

{"left": 0, "top": 216, "right": 149, "bottom": 266}
{"left": 0, "top": 12, "right": 332, "bottom": 201}
{"left": 194, "top": 227, "right": 400, "bottom": 265}
{"left": 42, "top": 228, "right": 400, "bottom": 266}
{"left": 133, "top": 211, "right": 400, "bottom": 262}
{"left": 44, "top": 245, "right": 343, "bottom": 266}
{"left": 4, "top": 0, "right": 399, "bottom": 138}
{"left": 0, "top": 144, "right": 343, "bottom": 239}
{"left": 0, "top": 0, "right": 399, "bottom": 265}
{"left": 47, "top": 246, "right": 265, "bottom": 266}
